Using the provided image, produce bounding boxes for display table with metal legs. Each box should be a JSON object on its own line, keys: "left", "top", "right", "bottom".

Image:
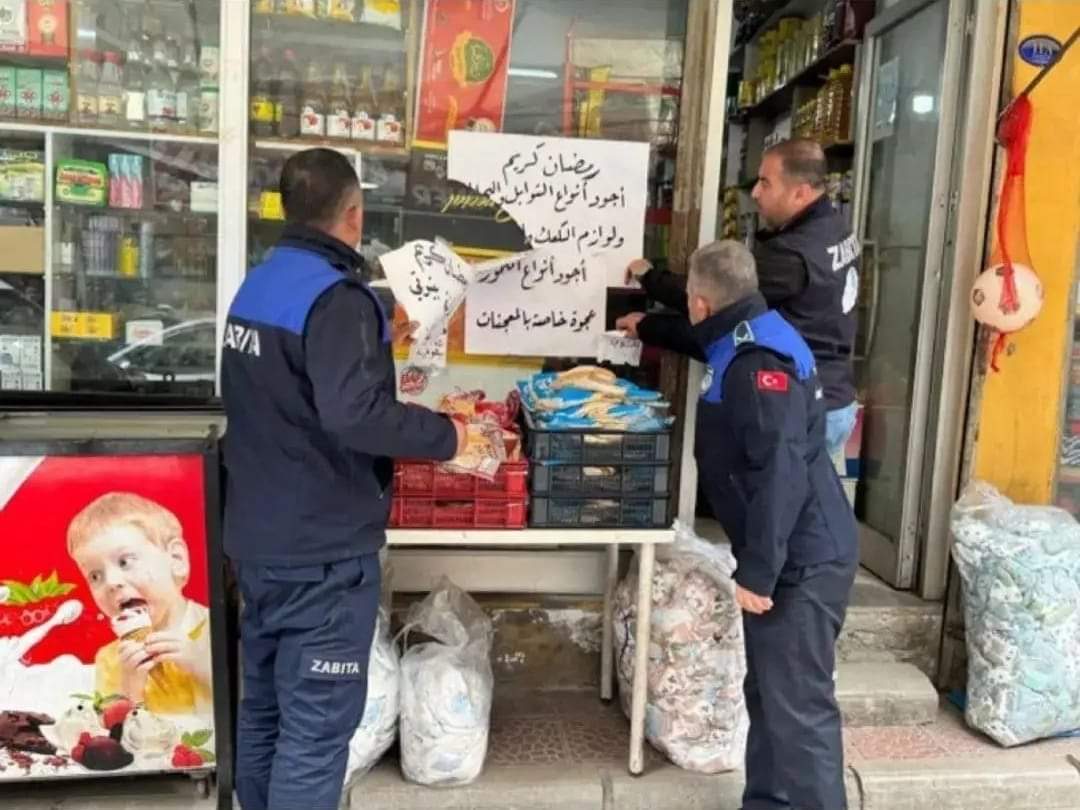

{"left": 386, "top": 528, "right": 676, "bottom": 775}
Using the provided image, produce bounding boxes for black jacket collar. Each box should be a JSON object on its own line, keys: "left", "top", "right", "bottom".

{"left": 278, "top": 223, "right": 367, "bottom": 277}
{"left": 691, "top": 292, "right": 768, "bottom": 352}
{"left": 758, "top": 194, "right": 833, "bottom": 240}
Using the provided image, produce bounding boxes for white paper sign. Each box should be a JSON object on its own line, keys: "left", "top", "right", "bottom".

{"left": 447, "top": 131, "right": 649, "bottom": 286}
{"left": 380, "top": 240, "right": 474, "bottom": 367}
{"left": 465, "top": 249, "right": 606, "bottom": 357}
{"left": 596, "top": 330, "right": 643, "bottom": 367}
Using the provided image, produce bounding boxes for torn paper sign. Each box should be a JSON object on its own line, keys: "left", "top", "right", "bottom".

{"left": 465, "top": 248, "right": 606, "bottom": 357}
{"left": 381, "top": 240, "right": 472, "bottom": 367}
{"left": 447, "top": 131, "right": 649, "bottom": 286}
{"left": 596, "top": 331, "right": 642, "bottom": 366}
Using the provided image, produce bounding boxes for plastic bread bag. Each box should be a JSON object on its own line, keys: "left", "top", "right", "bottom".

{"left": 399, "top": 578, "right": 494, "bottom": 787}
{"left": 439, "top": 419, "right": 506, "bottom": 482}
{"left": 342, "top": 609, "right": 400, "bottom": 791}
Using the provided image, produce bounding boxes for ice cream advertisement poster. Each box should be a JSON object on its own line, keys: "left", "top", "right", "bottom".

{"left": 0, "top": 454, "right": 215, "bottom": 781}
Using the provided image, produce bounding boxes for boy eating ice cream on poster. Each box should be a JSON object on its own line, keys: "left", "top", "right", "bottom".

{"left": 67, "top": 492, "right": 212, "bottom": 716}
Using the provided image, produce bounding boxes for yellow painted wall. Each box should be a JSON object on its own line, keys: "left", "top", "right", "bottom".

{"left": 972, "top": 1, "right": 1080, "bottom": 503}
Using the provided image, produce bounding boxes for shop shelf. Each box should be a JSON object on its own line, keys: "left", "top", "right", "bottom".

{"left": 530, "top": 462, "right": 671, "bottom": 498}
{"left": 253, "top": 138, "right": 409, "bottom": 158}
{"left": 524, "top": 413, "right": 672, "bottom": 465}
{"left": 394, "top": 460, "right": 528, "bottom": 498}
{"left": 389, "top": 497, "right": 527, "bottom": 529}
{"left": 529, "top": 496, "right": 670, "bottom": 529}
{"left": 735, "top": 39, "right": 859, "bottom": 122}
{"left": 0, "top": 120, "right": 218, "bottom": 146}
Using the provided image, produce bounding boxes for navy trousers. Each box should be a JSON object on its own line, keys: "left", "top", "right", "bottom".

{"left": 233, "top": 554, "right": 380, "bottom": 810}
{"left": 741, "top": 559, "right": 857, "bottom": 810}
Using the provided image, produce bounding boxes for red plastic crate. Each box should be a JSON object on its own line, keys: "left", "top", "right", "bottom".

{"left": 389, "top": 497, "right": 528, "bottom": 528}
{"left": 394, "top": 460, "right": 528, "bottom": 498}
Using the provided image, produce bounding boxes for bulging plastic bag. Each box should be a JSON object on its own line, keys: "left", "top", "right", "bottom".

{"left": 951, "top": 482, "right": 1080, "bottom": 746}
{"left": 399, "top": 577, "right": 494, "bottom": 786}
{"left": 613, "top": 521, "right": 748, "bottom": 772}
{"left": 342, "top": 610, "right": 400, "bottom": 794}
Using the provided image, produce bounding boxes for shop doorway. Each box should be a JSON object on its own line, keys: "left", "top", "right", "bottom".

{"left": 850, "top": 0, "right": 971, "bottom": 588}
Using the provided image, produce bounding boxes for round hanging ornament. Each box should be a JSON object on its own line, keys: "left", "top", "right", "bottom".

{"left": 971, "top": 261, "right": 1043, "bottom": 333}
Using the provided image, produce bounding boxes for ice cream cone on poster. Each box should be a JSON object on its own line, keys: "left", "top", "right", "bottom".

{"left": 111, "top": 606, "right": 168, "bottom": 692}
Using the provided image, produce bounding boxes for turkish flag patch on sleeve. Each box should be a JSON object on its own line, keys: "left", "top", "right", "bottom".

{"left": 756, "top": 370, "right": 789, "bottom": 393}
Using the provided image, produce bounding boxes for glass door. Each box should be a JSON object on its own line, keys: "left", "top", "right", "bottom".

{"left": 850, "top": 0, "right": 968, "bottom": 587}
{"left": 0, "top": 0, "right": 222, "bottom": 400}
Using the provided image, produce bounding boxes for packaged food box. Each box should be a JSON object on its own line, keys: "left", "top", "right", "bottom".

{"left": 0, "top": 0, "right": 27, "bottom": 49}
{"left": 0, "top": 148, "right": 45, "bottom": 201}
{"left": 190, "top": 181, "right": 217, "bottom": 213}
{"left": 41, "top": 69, "right": 67, "bottom": 121}
{"left": 107, "top": 153, "right": 143, "bottom": 209}
{"left": 55, "top": 159, "right": 107, "bottom": 206}
{"left": 15, "top": 67, "right": 41, "bottom": 119}
{"left": 27, "top": 0, "right": 67, "bottom": 58}
{"left": 0, "top": 65, "right": 15, "bottom": 116}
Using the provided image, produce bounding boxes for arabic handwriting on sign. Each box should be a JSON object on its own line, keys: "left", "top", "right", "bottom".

{"left": 474, "top": 308, "right": 599, "bottom": 334}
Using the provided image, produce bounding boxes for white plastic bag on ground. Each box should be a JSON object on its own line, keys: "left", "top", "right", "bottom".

{"left": 342, "top": 610, "right": 400, "bottom": 793}
{"left": 613, "top": 520, "right": 748, "bottom": 772}
{"left": 951, "top": 481, "right": 1080, "bottom": 746}
{"left": 399, "top": 577, "right": 494, "bottom": 786}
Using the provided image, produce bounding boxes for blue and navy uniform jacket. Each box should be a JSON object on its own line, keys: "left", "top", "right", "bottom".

{"left": 692, "top": 292, "right": 858, "bottom": 596}
{"left": 638, "top": 196, "right": 859, "bottom": 409}
{"left": 221, "top": 224, "right": 457, "bottom": 566}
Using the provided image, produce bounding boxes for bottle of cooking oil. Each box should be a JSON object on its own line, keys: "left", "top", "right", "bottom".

{"left": 832, "top": 64, "right": 854, "bottom": 144}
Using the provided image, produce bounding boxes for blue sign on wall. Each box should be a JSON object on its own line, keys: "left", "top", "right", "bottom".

{"left": 1019, "top": 35, "right": 1062, "bottom": 67}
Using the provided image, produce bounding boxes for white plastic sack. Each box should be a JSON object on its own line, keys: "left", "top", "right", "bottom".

{"left": 951, "top": 482, "right": 1080, "bottom": 746}
{"left": 613, "top": 521, "right": 749, "bottom": 772}
{"left": 342, "top": 610, "right": 400, "bottom": 793}
{"left": 399, "top": 577, "right": 494, "bottom": 786}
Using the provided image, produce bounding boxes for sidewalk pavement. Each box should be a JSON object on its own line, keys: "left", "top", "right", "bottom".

{"left": 2, "top": 690, "right": 1078, "bottom": 809}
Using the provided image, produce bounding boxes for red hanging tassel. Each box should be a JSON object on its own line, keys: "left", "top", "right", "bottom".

{"left": 994, "top": 94, "right": 1033, "bottom": 317}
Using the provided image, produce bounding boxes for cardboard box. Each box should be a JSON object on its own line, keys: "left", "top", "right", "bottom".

{"left": 15, "top": 67, "right": 41, "bottom": 120}
{"left": 0, "top": 225, "right": 44, "bottom": 273}
{"left": 0, "top": 65, "right": 15, "bottom": 117}
{"left": 27, "top": 0, "right": 67, "bottom": 58}
{"left": 41, "top": 69, "right": 67, "bottom": 121}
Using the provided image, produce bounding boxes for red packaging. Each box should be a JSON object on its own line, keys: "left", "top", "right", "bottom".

{"left": 27, "top": 0, "right": 67, "bottom": 58}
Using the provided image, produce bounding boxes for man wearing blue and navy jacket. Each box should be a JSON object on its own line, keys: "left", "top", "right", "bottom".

{"left": 682, "top": 240, "right": 858, "bottom": 810}
{"left": 221, "top": 148, "right": 464, "bottom": 810}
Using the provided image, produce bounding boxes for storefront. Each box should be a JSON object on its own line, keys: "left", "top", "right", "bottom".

{"left": 3, "top": 0, "right": 1068, "bottom": 797}
{"left": 0, "top": 0, "right": 735, "bottom": 793}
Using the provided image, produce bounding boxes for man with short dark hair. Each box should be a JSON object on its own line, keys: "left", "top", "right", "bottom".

{"left": 686, "top": 239, "right": 858, "bottom": 810}
{"left": 618, "top": 138, "right": 860, "bottom": 464}
{"left": 222, "top": 148, "right": 465, "bottom": 810}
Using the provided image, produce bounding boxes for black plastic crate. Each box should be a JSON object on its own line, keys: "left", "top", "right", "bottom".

{"left": 530, "top": 462, "right": 671, "bottom": 497}
{"left": 523, "top": 412, "right": 671, "bottom": 464}
{"left": 529, "top": 496, "right": 671, "bottom": 528}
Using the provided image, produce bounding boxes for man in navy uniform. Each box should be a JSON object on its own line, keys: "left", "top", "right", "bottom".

{"left": 221, "top": 148, "right": 465, "bottom": 810}
{"left": 618, "top": 138, "right": 860, "bottom": 464}
{"left": 684, "top": 240, "right": 858, "bottom": 810}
